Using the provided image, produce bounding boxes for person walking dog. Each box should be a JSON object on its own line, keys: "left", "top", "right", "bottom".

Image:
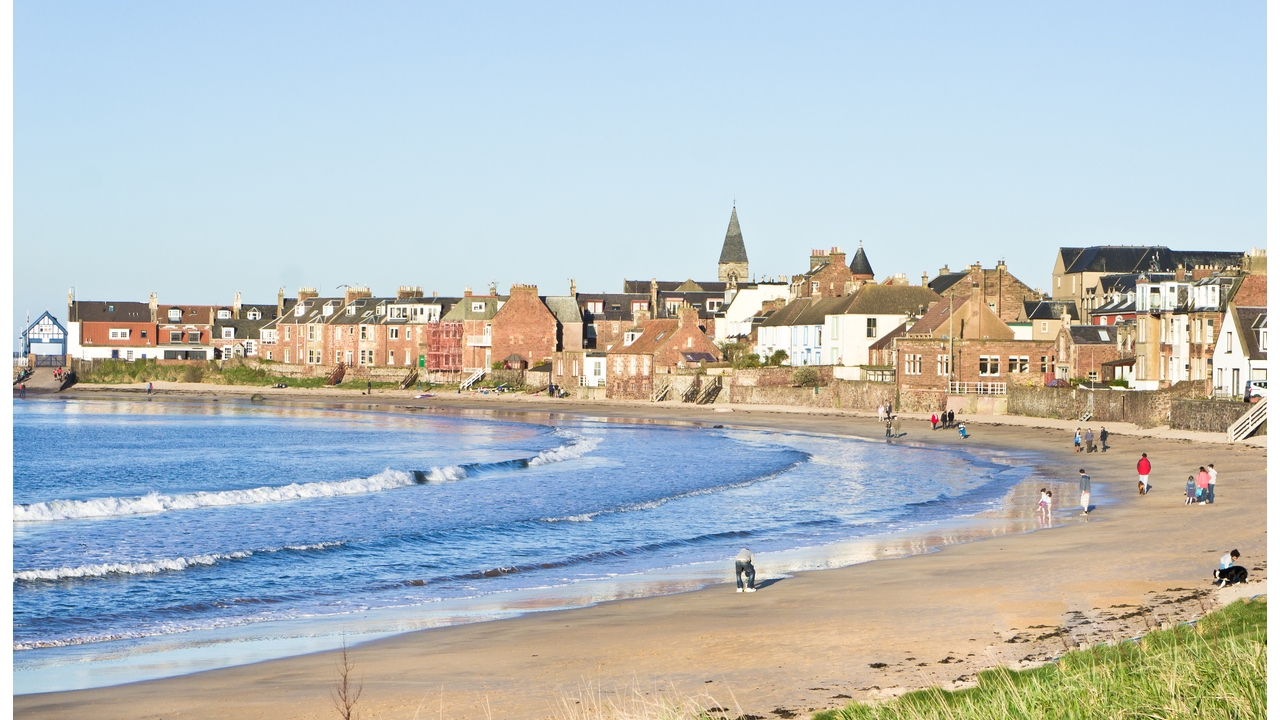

{"left": 1137, "top": 453, "right": 1151, "bottom": 495}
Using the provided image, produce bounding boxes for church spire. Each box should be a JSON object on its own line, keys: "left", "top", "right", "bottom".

{"left": 718, "top": 206, "right": 749, "bottom": 283}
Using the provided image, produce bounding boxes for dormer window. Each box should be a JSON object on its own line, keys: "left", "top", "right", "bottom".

{"left": 217, "top": 309, "right": 232, "bottom": 320}
{"left": 322, "top": 301, "right": 338, "bottom": 317}
{"left": 346, "top": 305, "right": 356, "bottom": 316}
{"left": 376, "top": 305, "right": 385, "bottom": 316}
{"left": 624, "top": 330, "right": 641, "bottom": 346}
{"left": 472, "top": 301, "right": 486, "bottom": 313}
{"left": 294, "top": 304, "right": 305, "bottom": 317}
{"left": 587, "top": 301, "right": 603, "bottom": 314}
{"left": 168, "top": 308, "right": 182, "bottom": 322}
{"left": 246, "top": 308, "right": 262, "bottom": 321}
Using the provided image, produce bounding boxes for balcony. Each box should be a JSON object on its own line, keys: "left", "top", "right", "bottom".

{"left": 466, "top": 335, "right": 492, "bottom": 347}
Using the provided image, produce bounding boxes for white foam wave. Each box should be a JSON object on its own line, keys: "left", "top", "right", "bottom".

{"left": 14, "top": 470, "right": 416, "bottom": 523}
{"left": 14, "top": 542, "right": 343, "bottom": 583}
{"left": 530, "top": 435, "right": 601, "bottom": 466}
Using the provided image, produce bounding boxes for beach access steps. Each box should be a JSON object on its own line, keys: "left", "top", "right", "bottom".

{"left": 651, "top": 380, "right": 671, "bottom": 403}
{"left": 325, "top": 362, "right": 346, "bottom": 386}
{"left": 695, "top": 376, "right": 722, "bottom": 404}
{"left": 1226, "top": 397, "right": 1266, "bottom": 443}
{"left": 680, "top": 377, "right": 700, "bottom": 403}
{"left": 399, "top": 369, "right": 418, "bottom": 390}
{"left": 460, "top": 368, "right": 485, "bottom": 391}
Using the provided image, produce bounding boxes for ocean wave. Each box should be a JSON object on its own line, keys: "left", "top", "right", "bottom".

{"left": 15, "top": 432, "right": 601, "bottom": 523}
{"left": 14, "top": 542, "right": 343, "bottom": 583}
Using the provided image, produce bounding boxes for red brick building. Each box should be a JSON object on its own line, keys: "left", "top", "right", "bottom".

{"left": 1054, "top": 325, "right": 1124, "bottom": 382}
{"left": 605, "top": 306, "right": 721, "bottom": 400}
{"left": 791, "top": 247, "right": 865, "bottom": 300}
{"left": 927, "top": 261, "right": 1041, "bottom": 324}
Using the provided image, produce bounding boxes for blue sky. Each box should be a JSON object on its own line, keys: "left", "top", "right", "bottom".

{"left": 14, "top": 2, "right": 1265, "bottom": 341}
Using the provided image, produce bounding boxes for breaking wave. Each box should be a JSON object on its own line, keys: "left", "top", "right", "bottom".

{"left": 14, "top": 542, "right": 343, "bottom": 583}
{"left": 15, "top": 432, "right": 602, "bottom": 523}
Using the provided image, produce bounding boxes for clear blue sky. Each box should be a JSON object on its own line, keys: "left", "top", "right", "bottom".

{"left": 14, "top": 2, "right": 1265, "bottom": 342}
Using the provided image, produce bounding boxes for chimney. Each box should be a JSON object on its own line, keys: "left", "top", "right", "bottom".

{"left": 650, "top": 278, "right": 659, "bottom": 317}
{"left": 277, "top": 287, "right": 285, "bottom": 318}
{"left": 209, "top": 307, "right": 216, "bottom": 325}
{"left": 922, "top": 272, "right": 930, "bottom": 286}
{"left": 298, "top": 287, "right": 319, "bottom": 302}
{"left": 810, "top": 248, "right": 828, "bottom": 271}
{"left": 829, "top": 247, "right": 847, "bottom": 267}
{"left": 233, "top": 291, "right": 242, "bottom": 319}
{"left": 464, "top": 286, "right": 473, "bottom": 297}
{"left": 677, "top": 304, "right": 698, "bottom": 328}
{"left": 344, "top": 285, "right": 371, "bottom": 304}
{"left": 569, "top": 278, "right": 577, "bottom": 296}
{"left": 397, "top": 285, "right": 423, "bottom": 300}
{"left": 68, "top": 288, "right": 75, "bottom": 314}
{"left": 149, "top": 292, "right": 158, "bottom": 323}
{"left": 432, "top": 290, "right": 439, "bottom": 298}
{"left": 489, "top": 281, "right": 498, "bottom": 296}
{"left": 1175, "top": 264, "right": 1186, "bottom": 281}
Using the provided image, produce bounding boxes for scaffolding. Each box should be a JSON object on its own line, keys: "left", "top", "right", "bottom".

{"left": 424, "top": 321, "right": 464, "bottom": 372}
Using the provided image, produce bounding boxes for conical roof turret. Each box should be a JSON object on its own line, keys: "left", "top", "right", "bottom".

{"left": 849, "top": 243, "right": 874, "bottom": 278}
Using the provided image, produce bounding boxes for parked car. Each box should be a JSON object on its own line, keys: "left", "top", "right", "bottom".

{"left": 1246, "top": 380, "right": 1267, "bottom": 399}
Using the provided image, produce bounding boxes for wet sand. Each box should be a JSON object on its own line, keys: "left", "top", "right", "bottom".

{"left": 14, "top": 387, "right": 1268, "bottom": 719}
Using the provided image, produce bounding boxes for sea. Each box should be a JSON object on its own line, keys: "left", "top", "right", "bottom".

{"left": 13, "top": 397, "right": 1049, "bottom": 693}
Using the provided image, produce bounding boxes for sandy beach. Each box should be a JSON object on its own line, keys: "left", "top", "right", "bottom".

{"left": 14, "top": 385, "right": 1268, "bottom": 719}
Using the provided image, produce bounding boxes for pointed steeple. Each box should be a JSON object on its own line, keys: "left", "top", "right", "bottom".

{"left": 849, "top": 241, "right": 874, "bottom": 280}
{"left": 719, "top": 207, "right": 748, "bottom": 264}
{"left": 718, "top": 206, "right": 750, "bottom": 283}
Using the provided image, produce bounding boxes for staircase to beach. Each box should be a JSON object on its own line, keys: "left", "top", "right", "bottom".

{"left": 1227, "top": 397, "right": 1267, "bottom": 443}
{"left": 399, "top": 369, "right": 419, "bottom": 390}
{"left": 460, "top": 368, "right": 486, "bottom": 391}
{"left": 325, "top": 362, "right": 346, "bottom": 386}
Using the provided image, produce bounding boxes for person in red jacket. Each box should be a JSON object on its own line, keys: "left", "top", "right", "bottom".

{"left": 1137, "top": 453, "right": 1152, "bottom": 495}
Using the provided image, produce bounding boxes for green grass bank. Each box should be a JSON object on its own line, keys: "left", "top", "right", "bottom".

{"left": 812, "top": 597, "right": 1265, "bottom": 720}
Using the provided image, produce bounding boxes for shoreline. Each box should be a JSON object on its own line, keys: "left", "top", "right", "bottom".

{"left": 14, "top": 388, "right": 1268, "bottom": 719}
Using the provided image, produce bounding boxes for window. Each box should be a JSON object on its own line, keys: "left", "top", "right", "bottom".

{"left": 1040, "top": 356, "right": 1049, "bottom": 373}
{"left": 1261, "top": 330, "right": 1268, "bottom": 352}
{"left": 643, "top": 356, "right": 650, "bottom": 375}
{"left": 266, "top": 350, "right": 273, "bottom": 360}
{"left": 219, "top": 327, "right": 233, "bottom": 339}
{"left": 630, "top": 357, "right": 637, "bottom": 375}
{"left": 345, "top": 306, "right": 356, "bottom": 316}
{"left": 141, "top": 330, "right": 147, "bottom": 339}
{"left": 614, "top": 357, "right": 623, "bottom": 373}
{"left": 168, "top": 308, "right": 182, "bottom": 321}
{"left": 295, "top": 304, "right": 305, "bottom": 317}
{"left": 360, "top": 349, "right": 374, "bottom": 365}
{"left": 936, "top": 354, "right": 950, "bottom": 376}
{"left": 979, "top": 355, "right": 1000, "bottom": 376}
{"left": 472, "top": 301, "right": 486, "bottom": 313}
{"left": 389, "top": 327, "right": 400, "bottom": 340}
{"left": 187, "top": 332, "right": 201, "bottom": 344}
{"left": 811, "top": 281, "right": 819, "bottom": 294}
{"left": 217, "top": 309, "right": 231, "bottom": 320}
{"left": 247, "top": 308, "right": 262, "bottom": 321}
{"left": 593, "top": 361, "right": 603, "bottom": 377}
{"left": 904, "top": 354, "right": 922, "bottom": 375}
{"left": 308, "top": 349, "right": 321, "bottom": 364}
{"left": 126, "top": 350, "right": 134, "bottom": 361}
{"left": 1088, "top": 371, "right": 1099, "bottom": 382}
{"left": 388, "top": 351, "right": 395, "bottom": 365}
{"left": 1225, "top": 331, "right": 1233, "bottom": 353}
{"left": 169, "top": 331, "right": 183, "bottom": 343}
{"left": 1040, "top": 321, "right": 1048, "bottom": 333}
{"left": 261, "top": 329, "right": 277, "bottom": 343}
{"left": 335, "top": 350, "right": 342, "bottom": 363}
{"left": 624, "top": 330, "right": 641, "bottom": 346}
{"left": 866, "top": 318, "right": 877, "bottom": 338}
{"left": 632, "top": 301, "right": 648, "bottom": 313}
{"left": 284, "top": 349, "right": 291, "bottom": 363}
{"left": 586, "top": 301, "right": 604, "bottom": 314}
{"left": 1006, "top": 356, "right": 1029, "bottom": 374}
{"left": 1206, "top": 319, "right": 1214, "bottom": 343}
{"left": 1137, "top": 321, "right": 1145, "bottom": 343}
{"left": 244, "top": 340, "right": 257, "bottom": 356}
{"left": 360, "top": 326, "right": 369, "bottom": 341}
{"left": 405, "top": 328, "right": 412, "bottom": 340}
{"left": 307, "top": 325, "right": 317, "bottom": 341}
{"left": 345, "top": 350, "right": 353, "bottom": 364}
{"left": 666, "top": 301, "right": 680, "bottom": 315}
{"left": 284, "top": 326, "right": 292, "bottom": 341}
{"left": 707, "top": 299, "right": 722, "bottom": 312}
{"left": 109, "top": 328, "right": 130, "bottom": 340}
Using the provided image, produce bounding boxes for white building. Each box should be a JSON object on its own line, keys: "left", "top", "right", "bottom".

{"left": 1213, "top": 305, "right": 1267, "bottom": 398}
{"left": 824, "top": 285, "right": 939, "bottom": 367}
{"left": 714, "top": 281, "right": 791, "bottom": 344}
{"left": 755, "top": 296, "right": 855, "bottom": 366}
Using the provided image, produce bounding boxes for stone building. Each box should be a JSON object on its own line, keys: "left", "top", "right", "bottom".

{"left": 489, "top": 284, "right": 558, "bottom": 368}
{"left": 604, "top": 306, "right": 721, "bottom": 400}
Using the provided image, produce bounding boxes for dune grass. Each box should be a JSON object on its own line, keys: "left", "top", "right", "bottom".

{"left": 813, "top": 597, "right": 1265, "bottom": 720}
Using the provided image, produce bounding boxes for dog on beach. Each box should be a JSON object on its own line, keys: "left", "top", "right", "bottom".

{"left": 1214, "top": 566, "right": 1248, "bottom": 587}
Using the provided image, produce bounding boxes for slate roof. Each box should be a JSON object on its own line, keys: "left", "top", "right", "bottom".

{"left": 68, "top": 301, "right": 152, "bottom": 323}
{"left": 442, "top": 296, "right": 504, "bottom": 321}
{"left": 543, "top": 296, "right": 583, "bottom": 325}
{"left": 1236, "top": 307, "right": 1267, "bottom": 361}
{"left": 719, "top": 207, "right": 748, "bottom": 264}
{"left": 578, "top": 293, "right": 648, "bottom": 323}
{"left": 758, "top": 298, "right": 814, "bottom": 328}
{"left": 656, "top": 290, "right": 724, "bottom": 319}
{"left": 212, "top": 303, "right": 289, "bottom": 339}
{"left": 278, "top": 298, "right": 345, "bottom": 325}
{"left": 1023, "top": 300, "right": 1080, "bottom": 321}
{"left": 868, "top": 321, "right": 910, "bottom": 351}
{"left": 622, "top": 279, "right": 729, "bottom": 294}
{"left": 1061, "top": 246, "right": 1245, "bottom": 275}
{"left": 1068, "top": 325, "right": 1118, "bottom": 345}
{"left": 848, "top": 246, "right": 874, "bottom": 277}
{"left": 328, "top": 297, "right": 387, "bottom": 325}
{"left": 843, "top": 285, "right": 939, "bottom": 315}
{"left": 928, "top": 272, "right": 971, "bottom": 295}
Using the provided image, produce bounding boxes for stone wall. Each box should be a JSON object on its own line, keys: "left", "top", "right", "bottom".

{"left": 733, "top": 366, "right": 834, "bottom": 388}
{"left": 1006, "top": 381, "right": 1219, "bottom": 429}
{"left": 728, "top": 378, "right": 895, "bottom": 411}
{"left": 1169, "top": 399, "right": 1255, "bottom": 433}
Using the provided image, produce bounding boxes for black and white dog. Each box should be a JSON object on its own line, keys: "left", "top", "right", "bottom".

{"left": 1214, "top": 566, "right": 1248, "bottom": 587}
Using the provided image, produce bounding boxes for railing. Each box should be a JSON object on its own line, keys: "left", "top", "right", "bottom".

{"left": 651, "top": 380, "right": 671, "bottom": 402}
{"left": 949, "top": 381, "right": 1007, "bottom": 395}
{"left": 680, "top": 377, "right": 701, "bottom": 403}
{"left": 465, "top": 336, "right": 492, "bottom": 347}
{"left": 1227, "top": 397, "right": 1266, "bottom": 443}
{"left": 696, "top": 376, "right": 722, "bottom": 405}
{"left": 460, "top": 368, "right": 486, "bottom": 390}
{"left": 399, "top": 369, "right": 418, "bottom": 390}
{"left": 325, "top": 362, "right": 346, "bottom": 386}
{"left": 864, "top": 369, "right": 895, "bottom": 383}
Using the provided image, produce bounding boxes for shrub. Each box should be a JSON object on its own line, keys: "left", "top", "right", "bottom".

{"left": 791, "top": 367, "right": 820, "bottom": 387}
{"left": 1109, "top": 379, "right": 1129, "bottom": 388}
{"left": 765, "top": 350, "right": 789, "bottom": 367}
{"left": 180, "top": 365, "right": 205, "bottom": 383}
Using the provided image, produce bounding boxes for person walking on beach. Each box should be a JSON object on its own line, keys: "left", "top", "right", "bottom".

{"left": 1074, "top": 428, "right": 1082, "bottom": 453}
{"left": 884, "top": 417, "right": 892, "bottom": 439}
{"left": 891, "top": 414, "right": 901, "bottom": 439}
{"left": 1099, "top": 426, "right": 1109, "bottom": 452}
{"left": 734, "top": 548, "right": 757, "bottom": 593}
{"left": 1196, "top": 467, "right": 1211, "bottom": 505}
{"left": 1078, "top": 469, "right": 1091, "bottom": 515}
{"left": 946, "top": 410, "right": 955, "bottom": 428}
{"left": 931, "top": 413, "right": 939, "bottom": 431}
{"left": 1084, "top": 428, "right": 1095, "bottom": 454}
{"left": 1137, "top": 453, "right": 1151, "bottom": 495}
{"left": 147, "top": 381, "right": 153, "bottom": 395}
{"left": 1184, "top": 475, "right": 1197, "bottom": 505}
{"left": 1037, "top": 488, "right": 1053, "bottom": 523}
{"left": 877, "top": 405, "right": 884, "bottom": 422}
{"left": 1207, "top": 463, "right": 1217, "bottom": 504}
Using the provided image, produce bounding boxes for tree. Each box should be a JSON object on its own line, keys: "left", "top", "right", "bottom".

{"left": 331, "top": 640, "right": 363, "bottom": 720}
{"left": 765, "top": 350, "right": 789, "bottom": 367}
{"left": 791, "top": 366, "right": 820, "bottom": 387}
